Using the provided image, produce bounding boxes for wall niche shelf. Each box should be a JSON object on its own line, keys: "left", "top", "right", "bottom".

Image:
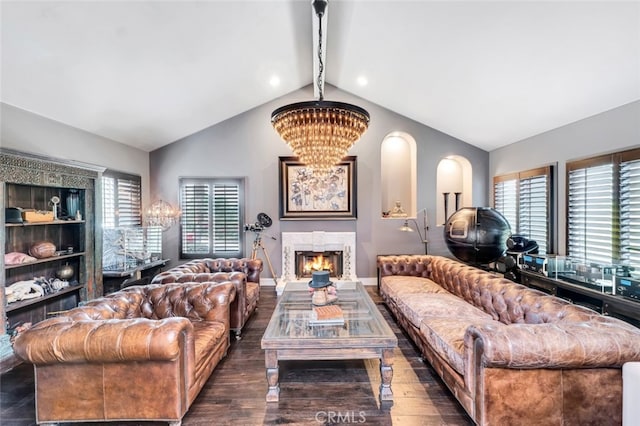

{"left": 380, "top": 132, "right": 417, "bottom": 218}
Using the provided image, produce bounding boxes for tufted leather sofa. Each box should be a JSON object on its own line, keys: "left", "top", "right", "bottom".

{"left": 378, "top": 254, "right": 640, "bottom": 426}
{"left": 13, "top": 282, "right": 236, "bottom": 426}
{"left": 151, "top": 258, "right": 262, "bottom": 336}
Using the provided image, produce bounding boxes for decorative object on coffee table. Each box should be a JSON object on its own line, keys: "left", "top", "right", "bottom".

{"left": 309, "top": 271, "right": 337, "bottom": 306}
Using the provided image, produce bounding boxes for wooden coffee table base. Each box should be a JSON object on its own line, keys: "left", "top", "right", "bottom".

{"left": 264, "top": 347, "right": 395, "bottom": 403}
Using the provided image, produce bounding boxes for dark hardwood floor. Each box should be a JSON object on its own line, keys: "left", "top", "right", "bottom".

{"left": 0, "top": 287, "right": 473, "bottom": 426}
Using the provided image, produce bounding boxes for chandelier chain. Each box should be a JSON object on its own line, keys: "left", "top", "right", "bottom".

{"left": 317, "top": 10, "right": 324, "bottom": 101}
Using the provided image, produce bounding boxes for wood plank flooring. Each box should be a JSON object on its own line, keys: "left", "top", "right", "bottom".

{"left": 0, "top": 287, "right": 473, "bottom": 426}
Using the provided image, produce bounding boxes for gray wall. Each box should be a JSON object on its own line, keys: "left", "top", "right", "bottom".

{"left": 489, "top": 100, "right": 640, "bottom": 255}
{"left": 150, "top": 85, "right": 490, "bottom": 279}
{"left": 0, "top": 103, "right": 151, "bottom": 207}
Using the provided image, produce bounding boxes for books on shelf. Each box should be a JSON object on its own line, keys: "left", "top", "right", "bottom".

{"left": 310, "top": 305, "right": 344, "bottom": 325}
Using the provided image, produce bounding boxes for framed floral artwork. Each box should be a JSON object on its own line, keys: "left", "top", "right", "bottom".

{"left": 279, "top": 156, "right": 357, "bottom": 220}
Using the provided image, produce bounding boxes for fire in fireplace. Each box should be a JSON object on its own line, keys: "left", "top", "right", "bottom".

{"left": 295, "top": 250, "right": 343, "bottom": 278}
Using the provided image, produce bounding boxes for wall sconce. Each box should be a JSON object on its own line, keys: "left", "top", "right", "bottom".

{"left": 145, "top": 200, "right": 181, "bottom": 231}
{"left": 399, "top": 208, "right": 429, "bottom": 254}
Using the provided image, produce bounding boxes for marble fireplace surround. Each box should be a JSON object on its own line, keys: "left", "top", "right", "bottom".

{"left": 277, "top": 231, "right": 356, "bottom": 295}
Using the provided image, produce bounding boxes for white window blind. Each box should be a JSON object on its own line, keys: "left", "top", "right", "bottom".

{"left": 620, "top": 157, "right": 640, "bottom": 267}
{"left": 493, "top": 166, "right": 553, "bottom": 254}
{"left": 102, "top": 170, "right": 142, "bottom": 228}
{"left": 494, "top": 178, "right": 517, "bottom": 231}
{"left": 567, "top": 162, "right": 614, "bottom": 264}
{"left": 519, "top": 174, "right": 549, "bottom": 255}
{"left": 180, "top": 178, "right": 244, "bottom": 258}
{"left": 102, "top": 176, "right": 116, "bottom": 228}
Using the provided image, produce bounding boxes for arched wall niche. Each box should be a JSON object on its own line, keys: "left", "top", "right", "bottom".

{"left": 436, "top": 155, "right": 472, "bottom": 225}
{"left": 380, "top": 132, "right": 417, "bottom": 218}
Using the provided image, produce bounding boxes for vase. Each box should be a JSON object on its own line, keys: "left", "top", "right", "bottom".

{"left": 66, "top": 190, "right": 80, "bottom": 219}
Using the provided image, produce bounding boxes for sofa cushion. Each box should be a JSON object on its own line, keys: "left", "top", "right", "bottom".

{"left": 420, "top": 317, "right": 501, "bottom": 376}
{"left": 380, "top": 275, "right": 450, "bottom": 302}
{"left": 192, "top": 321, "right": 227, "bottom": 379}
{"left": 395, "top": 291, "right": 493, "bottom": 329}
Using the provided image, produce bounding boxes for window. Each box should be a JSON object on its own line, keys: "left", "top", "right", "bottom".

{"left": 102, "top": 170, "right": 142, "bottom": 228}
{"left": 179, "top": 177, "right": 245, "bottom": 259}
{"left": 493, "top": 166, "right": 554, "bottom": 254}
{"left": 567, "top": 148, "right": 640, "bottom": 267}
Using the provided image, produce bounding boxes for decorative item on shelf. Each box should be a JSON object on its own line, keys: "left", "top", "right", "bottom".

{"left": 308, "top": 271, "right": 338, "bottom": 306}
{"left": 145, "top": 199, "right": 181, "bottom": 231}
{"left": 4, "top": 251, "right": 37, "bottom": 265}
{"left": 271, "top": 0, "right": 369, "bottom": 174}
{"left": 35, "top": 276, "right": 70, "bottom": 294}
{"left": 65, "top": 189, "right": 80, "bottom": 220}
{"left": 389, "top": 200, "right": 407, "bottom": 217}
{"left": 442, "top": 192, "right": 450, "bottom": 223}
{"left": 28, "top": 241, "right": 56, "bottom": 259}
{"left": 5, "top": 280, "right": 44, "bottom": 303}
{"left": 5, "top": 207, "right": 23, "bottom": 224}
{"left": 21, "top": 209, "right": 54, "bottom": 223}
{"left": 399, "top": 208, "right": 430, "bottom": 254}
{"left": 454, "top": 192, "right": 462, "bottom": 212}
{"left": 55, "top": 263, "right": 74, "bottom": 280}
{"left": 49, "top": 196, "right": 60, "bottom": 220}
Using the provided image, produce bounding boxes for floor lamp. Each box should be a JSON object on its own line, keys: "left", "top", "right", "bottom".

{"left": 399, "top": 208, "right": 429, "bottom": 254}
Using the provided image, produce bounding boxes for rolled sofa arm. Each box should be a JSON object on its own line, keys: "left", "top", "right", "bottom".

{"left": 465, "top": 321, "right": 640, "bottom": 369}
{"left": 14, "top": 317, "right": 193, "bottom": 365}
{"left": 377, "top": 255, "right": 432, "bottom": 278}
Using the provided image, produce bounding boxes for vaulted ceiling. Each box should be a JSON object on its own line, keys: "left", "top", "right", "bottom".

{"left": 2, "top": 1, "right": 639, "bottom": 152}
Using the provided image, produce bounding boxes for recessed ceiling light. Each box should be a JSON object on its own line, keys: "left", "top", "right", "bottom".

{"left": 269, "top": 75, "right": 281, "bottom": 87}
{"left": 356, "top": 75, "right": 368, "bottom": 86}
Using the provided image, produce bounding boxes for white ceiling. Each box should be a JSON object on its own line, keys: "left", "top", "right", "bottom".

{"left": 2, "top": 1, "right": 639, "bottom": 153}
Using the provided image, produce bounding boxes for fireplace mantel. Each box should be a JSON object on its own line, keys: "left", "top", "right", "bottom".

{"left": 277, "top": 231, "right": 356, "bottom": 295}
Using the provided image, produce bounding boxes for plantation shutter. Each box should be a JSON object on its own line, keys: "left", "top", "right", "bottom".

{"left": 180, "top": 178, "right": 244, "bottom": 258}
{"left": 102, "top": 171, "right": 142, "bottom": 228}
{"left": 102, "top": 176, "right": 116, "bottom": 228}
{"left": 494, "top": 176, "right": 518, "bottom": 231}
{"left": 213, "top": 184, "right": 241, "bottom": 254}
{"left": 493, "top": 166, "right": 553, "bottom": 254}
{"left": 519, "top": 172, "right": 549, "bottom": 254}
{"left": 116, "top": 177, "right": 142, "bottom": 227}
{"left": 620, "top": 155, "right": 640, "bottom": 267}
{"left": 567, "top": 160, "right": 615, "bottom": 264}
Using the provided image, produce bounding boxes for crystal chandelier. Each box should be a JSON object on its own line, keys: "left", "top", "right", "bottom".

{"left": 145, "top": 200, "right": 181, "bottom": 231}
{"left": 271, "top": 0, "right": 370, "bottom": 174}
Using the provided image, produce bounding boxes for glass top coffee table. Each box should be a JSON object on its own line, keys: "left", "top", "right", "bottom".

{"left": 261, "top": 281, "right": 397, "bottom": 402}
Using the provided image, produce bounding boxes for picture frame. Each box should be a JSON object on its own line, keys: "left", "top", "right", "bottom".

{"left": 279, "top": 156, "right": 357, "bottom": 220}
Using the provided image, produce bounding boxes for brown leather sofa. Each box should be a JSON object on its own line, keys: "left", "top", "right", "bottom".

{"left": 151, "top": 257, "right": 262, "bottom": 336}
{"left": 378, "top": 254, "right": 640, "bottom": 426}
{"left": 13, "top": 282, "right": 236, "bottom": 426}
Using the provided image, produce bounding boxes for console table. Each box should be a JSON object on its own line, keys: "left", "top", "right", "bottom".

{"left": 102, "top": 258, "right": 169, "bottom": 294}
{"left": 519, "top": 270, "right": 640, "bottom": 328}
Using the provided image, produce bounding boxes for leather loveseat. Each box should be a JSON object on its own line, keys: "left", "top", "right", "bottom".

{"left": 13, "top": 281, "right": 236, "bottom": 426}
{"left": 378, "top": 254, "right": 640, "bottom": 425}
{"left": 151, "top": 257, "right": 262, "bottom": 336}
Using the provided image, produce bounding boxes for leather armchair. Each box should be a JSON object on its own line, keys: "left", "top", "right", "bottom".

{"left": 14, "top": 282, "right": 236, "bottom": 426}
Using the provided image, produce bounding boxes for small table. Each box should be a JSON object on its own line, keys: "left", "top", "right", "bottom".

{"left": 102, "top": 258, "right": 169, "bottom": 294}
{"left": 261, "top": 281, "right": 397, "bottom": 402}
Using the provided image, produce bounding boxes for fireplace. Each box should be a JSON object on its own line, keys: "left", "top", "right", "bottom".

{"left": 295, "top": 250, "right": 343, "bottom": 278}
{"left": 278, "top": 231, "right": 356, "bottom": 295}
